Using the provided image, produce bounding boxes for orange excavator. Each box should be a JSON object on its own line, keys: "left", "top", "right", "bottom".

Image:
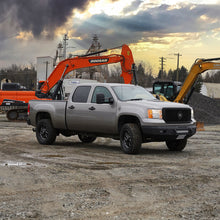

{"left": 0, "top": 44, "right": 135, "bottom": 120}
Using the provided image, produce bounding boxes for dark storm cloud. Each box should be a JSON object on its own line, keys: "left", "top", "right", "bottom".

{"left": 72, "top": 3, "right": 220, "bottom": 47}
{"left": 0, "top": 0, "right": 93, "bottom": 39}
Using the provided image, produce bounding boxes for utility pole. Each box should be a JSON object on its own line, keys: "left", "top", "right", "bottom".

{"left": 63, "top": 34, "right": 69, "bottom": 59}
{"left": 159, "top": 57, "right": 166, "bottom": 79}
{"left": 174, "top": 53, "right": 182, "bottom": 81}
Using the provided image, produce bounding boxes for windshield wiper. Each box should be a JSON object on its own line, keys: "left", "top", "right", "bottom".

{"left": 126, "top": 98, "right": 143, "bottom": 101}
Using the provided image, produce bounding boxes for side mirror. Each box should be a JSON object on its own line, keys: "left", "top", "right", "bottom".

{"left": 96, "top": 94, "right": 114, "bottom": 104}
{"left": 96, "top": 93, "right": 105, "bottom": 104}
{"left": 108, "top": 97, "right": 114, "bottom": 104}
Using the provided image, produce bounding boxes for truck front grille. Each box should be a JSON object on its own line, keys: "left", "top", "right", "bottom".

{"left": 162, "top": 108, "right": 191, "bottom": 123}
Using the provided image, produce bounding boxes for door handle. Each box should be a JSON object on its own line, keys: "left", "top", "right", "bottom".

{"left": 68, "top": 105, "right": 75, "bottom": 109}
{"left": 89, "top": 106, "right": 96, "bottom": 111}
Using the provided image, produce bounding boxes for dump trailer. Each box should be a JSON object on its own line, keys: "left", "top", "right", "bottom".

{"left": 0, "top": 90, "right": 43, "bottom": 120}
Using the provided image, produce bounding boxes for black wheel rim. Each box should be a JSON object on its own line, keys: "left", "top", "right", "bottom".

{"left": 39, "top": 125, "right": 48, "bottom": 140}
{"left": 123, "top": 131, "right": 132, "bottom": 149}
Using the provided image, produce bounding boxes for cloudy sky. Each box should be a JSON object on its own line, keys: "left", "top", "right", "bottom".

{"left": 1, "top": 0, "right": 220, "bottom": 75}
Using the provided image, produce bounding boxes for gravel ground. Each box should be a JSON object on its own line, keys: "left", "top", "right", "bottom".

{"left": 0, "top": 114, "right": 219, "bottom": 220}
{"left": 188, "top": 92, "right": 220, "bottom": 124}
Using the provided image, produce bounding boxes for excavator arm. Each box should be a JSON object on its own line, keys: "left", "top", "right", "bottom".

{"left": 39, "top": 44, "right": 134, "bottom": 96}
{"left": 174, "top": 58, "right": 220, "bottom": 103}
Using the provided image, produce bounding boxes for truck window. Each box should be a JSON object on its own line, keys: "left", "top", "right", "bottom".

{"left": 91, "top": 86, "right": 113, "bottom": 103}
{"left": 112, "top": 85, "right": 155, "bottom": 101}
{"left": 72, "top": 86, "right": 91, "bottom": 103}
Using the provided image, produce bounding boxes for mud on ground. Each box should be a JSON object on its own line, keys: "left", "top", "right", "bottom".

{"left": 0, "top": 114, "right": 219, "bottom": 219}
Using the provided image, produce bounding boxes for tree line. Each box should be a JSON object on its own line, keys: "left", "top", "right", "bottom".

{"left": 0, "top": 64, "right": 37, "bottom": 90}
{"left": 203, "top": 71, "right": 220, "bottom": 83}
{"left": 1, "top": 62, "right": 220, "bottom": 91}
{"left": 107, "top": 62, "right": 220, "bottom": 92}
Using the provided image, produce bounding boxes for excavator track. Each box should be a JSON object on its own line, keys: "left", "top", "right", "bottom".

{"left": 6, "top": 109, "right": 27, "bottom": 121}
{"left": 0, "top": 106, "right": 28, "bottom": 121}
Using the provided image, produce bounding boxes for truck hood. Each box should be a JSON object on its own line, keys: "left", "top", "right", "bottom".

{"left": 126, "top": 99, "right": 192, "bottom": 109}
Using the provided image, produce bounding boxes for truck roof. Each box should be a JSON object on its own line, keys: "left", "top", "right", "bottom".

{"left": 75, "top": 82, "right": 138, "bottom": 87}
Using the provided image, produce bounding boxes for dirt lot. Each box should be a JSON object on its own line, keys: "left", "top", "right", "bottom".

{"left": 0, "top": 114, "right": 219, "bottom": 220}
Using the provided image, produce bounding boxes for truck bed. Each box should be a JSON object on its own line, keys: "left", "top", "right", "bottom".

{"left": 29, "top": 100, "right": 67, "bottom": 129}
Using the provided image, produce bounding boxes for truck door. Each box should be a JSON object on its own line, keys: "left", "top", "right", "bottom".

{"left": 66, "top": 85, "right": 92, "bottom": 131}
{"left": 66, "top": 85, "right": 117, "bottom": 133}
{"left": 87, "top": 86, "right": 117, "bottom": 134}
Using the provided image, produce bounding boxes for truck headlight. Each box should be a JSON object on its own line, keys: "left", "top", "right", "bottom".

{"left": 191, "top": 108, "right": 194, "bottom": 119}
{"left": 148, "top": 109, "right": 162, "bottom": 119}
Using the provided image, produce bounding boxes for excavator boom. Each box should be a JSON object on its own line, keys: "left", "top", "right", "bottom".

{"left": 152, "top": 58, "right": 220, "bottom": 131}
{"left": 40, "top": 44, "right": 134, "bottom": 94}
{"left": 174, "top": 58, "right": 220, "bottom": 103}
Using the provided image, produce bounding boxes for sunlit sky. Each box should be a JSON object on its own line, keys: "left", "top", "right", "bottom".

{"left": 1, "top": 0, "right": 220, "bottom": 76}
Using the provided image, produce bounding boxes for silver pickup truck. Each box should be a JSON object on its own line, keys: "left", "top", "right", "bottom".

{"left": 27, "top": 83, "right": 196, "bottom": 154}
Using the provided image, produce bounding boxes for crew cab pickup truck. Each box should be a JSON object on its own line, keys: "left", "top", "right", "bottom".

{"left": 27, "top": 83, "right": 196, "bottom": 154}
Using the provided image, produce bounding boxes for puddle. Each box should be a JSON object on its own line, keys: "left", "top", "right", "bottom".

{"left": 96, "top": 161, "right": 123, "bottom": 165}
{"left": 41, "top": 154, "right": 65, "bottom": 158}
{"left": 0, "top": 161, "right": 47, "bottom": 167}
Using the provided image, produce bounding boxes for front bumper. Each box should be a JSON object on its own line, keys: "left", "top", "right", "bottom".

{"left": 141, "top": 123, "right": 196, "bottom": 142}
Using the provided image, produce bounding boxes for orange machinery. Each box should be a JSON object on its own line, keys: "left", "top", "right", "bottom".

{"left": 0, "top": 44, "right": 135, "bottom": 120}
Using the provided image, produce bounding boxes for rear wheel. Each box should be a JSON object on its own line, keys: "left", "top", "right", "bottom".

{"left": 6, "top": 110, "right": 18, "bottom": 120}
{"left": 36, "top": 119, "right": 57, "bottom": 145}
{"left": 120, "top": 123, "right": 142, "bottom": 154}
{"left": 78, "top": 134, "right": 96, "bottom": 143}
{"left": 166, "top": 139, "right": 187, "bottom": 151}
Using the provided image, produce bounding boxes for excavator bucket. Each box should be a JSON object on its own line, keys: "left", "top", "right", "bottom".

{"left": 196, "top": 121, "right": 205, "bottom": 131}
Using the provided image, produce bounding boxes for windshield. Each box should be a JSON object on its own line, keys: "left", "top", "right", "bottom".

{"left": 112, "top": 85, "right": 156, "bottom": 101}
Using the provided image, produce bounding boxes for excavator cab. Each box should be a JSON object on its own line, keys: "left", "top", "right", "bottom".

{"left": 153, "top": 81, "right": 182, "bottom": 101}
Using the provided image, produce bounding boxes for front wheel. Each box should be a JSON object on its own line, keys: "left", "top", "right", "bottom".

{"left": 166, "top": 139, "right": 187, "bottom": 151}
{"left": 120, "top": 123, "right": 142, "bottom": 154}
{"left": 78, "top": 134, "right": 96, "bottom": 143}
{"left": 36, "top": 119, "right": 57, "bottom": 145}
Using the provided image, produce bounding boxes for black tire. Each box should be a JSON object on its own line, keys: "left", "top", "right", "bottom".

{"left": 36, "top": 119, "right": 57, "bottom": 145}
{"left": 78, "top": 134, "right": 96, "bottom": 143}
{"left": 120, "top": 123, "right": 142, "bottom": 154}
{"left": 6, "top": 110, "right": 18, "bottom": 121}
{"left": 166, "top": 138, "right": 187, "bottom": 151}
